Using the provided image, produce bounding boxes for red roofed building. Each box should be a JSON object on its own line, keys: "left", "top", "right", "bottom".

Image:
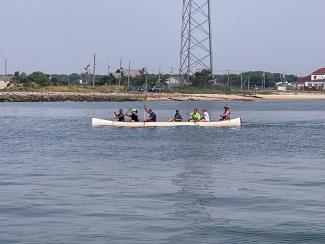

{"left": 296, "top": 75, "right": 311, "bottom": 88}
{"left": 311, "top": 68, "right": 325, "bottom": 81}
{"left": 296, "top": 68, "right": 325, "bottom": 89}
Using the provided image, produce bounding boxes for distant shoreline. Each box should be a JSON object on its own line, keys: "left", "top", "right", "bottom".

{"left": 1, "top": 91, "right": 325, "bottom": 102}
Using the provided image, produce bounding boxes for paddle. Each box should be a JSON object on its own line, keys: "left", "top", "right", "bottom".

{"left": 188, "top": 112, "right": 198, "bottom": 122}
{"left": 123, "top": 108, "right": 132, "bottom": 119}
{"left": 143, "top": 105, "right": 147, "bottom": 123}
{"left": 113, "top": 108, "right": 130, "bottom": 121}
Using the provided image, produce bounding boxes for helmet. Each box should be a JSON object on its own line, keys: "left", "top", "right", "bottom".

{"left": 131, "top": 108, "right": 137, "bottom": 113}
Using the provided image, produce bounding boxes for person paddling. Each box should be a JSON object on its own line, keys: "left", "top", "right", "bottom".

{"left": 114, "top": 109, "right": 125, "bottom": 122}
{"left": 144, "top": 106, "right": 157, "bottom": 122}
{"left": 170, "top": 110, "right": 183, "bottom": 122}
{"left": 220, "top": 105, "right": 231, "bottom": 121}
{"left": 126, "top": 108, "right": 139, "bottom": 122}
{"left": 200, "top": 109, "right": 210, "bottom": 122}
{"left": 188, "top": 108, "right": 201, "bottom": 122}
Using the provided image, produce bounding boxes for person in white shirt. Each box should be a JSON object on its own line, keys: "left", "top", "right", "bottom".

{"left": 200, "top": 109, "right": 210, "bottom": 122}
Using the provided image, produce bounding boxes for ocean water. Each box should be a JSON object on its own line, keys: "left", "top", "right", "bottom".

{"left": 0, "top": 100, "right": 324, "bottom": 244}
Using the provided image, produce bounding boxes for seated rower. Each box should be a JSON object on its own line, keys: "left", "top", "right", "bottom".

{"left": 144, "top": 106, "right": 157, "bottom": 122}
{"left": 220, "top": 105, "right": 231, "bottom": 121}
{"left": 169, "top": 110, "right": 183, "bottom": 122}
{"left": 114, "top": 109, "right": 125, "bottom": 122}
{"left": 126, "top": 108, "right": 139, "bottom": 122}
{"left": 188, "top": 108, "right": 201, "bottom": 122}
{"left": 200, "top": 109, "right": 210, "bottom": 122}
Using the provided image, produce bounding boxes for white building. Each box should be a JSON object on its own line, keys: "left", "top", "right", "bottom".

{"left": 123, "top": 69, "right": 140, "bottom": 78}
{"left": 113, "top": 68, "right": 140, "bottom": 79}
{"left": 0, "top": 76, "right": 9, "bottom": 90}
{"left": 165, "top": 76, "right": 185, "bottom": 86}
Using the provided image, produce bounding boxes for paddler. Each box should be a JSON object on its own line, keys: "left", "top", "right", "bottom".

{"left": 200, "top": 109, "right": 210, "bottom": 122}
{"left": 169, "top": 110, "right": 183, "bottom": 122}
{"left": 144, "top": 106, "right": 157, "bottom": 122}
{"left": 126, "top": 107, "right": 139, "bottom": 122}
{"left": 220, "top": 105, "right": 231, "bottom": 121}
{"left": 114, "top": 109, "right": 125, "bottom": 122}
{"left": 188, "top": 108, "right": 201, "bottom": 122}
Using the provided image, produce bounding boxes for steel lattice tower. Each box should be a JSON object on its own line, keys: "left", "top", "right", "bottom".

{"left": 180, "top": 0, "right": 213, "bottom": 78}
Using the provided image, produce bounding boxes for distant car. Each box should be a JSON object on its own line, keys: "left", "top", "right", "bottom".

{"left": 149, "top": 85, "right": 168, "bottom": 93}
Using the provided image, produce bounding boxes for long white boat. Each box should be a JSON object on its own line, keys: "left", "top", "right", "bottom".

{"left": 92, "top": 117, "right": 242, "bottom": 128}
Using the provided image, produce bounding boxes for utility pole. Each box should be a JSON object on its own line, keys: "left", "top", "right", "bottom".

{"left": 0, "top": 55, "right": 7, "bottom": 76}
{"left": 158, "top": 65, "right": 161, "bottom": 83}
{"left": 248, "top": 74, "right": 251, "bottom": 91}
{"left": 227, "top": 71, "right": 230, "bottom": 88}
{"left": 92, "top": 53, "right": 96, "bottom": 87}
{"left": 127, "top": 60, "right": 131, "bottom": 89}
{"left": 119, "top": 57, "right": 123, "bottom": 86}
{"left": 170, "top": 67, "right": 174, "bottom": 85}
{"left": 4, "top": 58, "right": 7, "bottom": 76}
{"left": 145, "top": 66, "right": 148, "bottom": 91}
{"left": 107, "top": 57, "right": 110, "bottom": 77}
{"left": 240, "top": 73, "right": 243, "bottom": 91}
{"left": 84, "top": 64, "right": 90, "bottom": 85}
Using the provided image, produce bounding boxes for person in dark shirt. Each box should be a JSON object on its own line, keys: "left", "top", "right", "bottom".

{"left": 144, "top": 106, "right": 157, "bottom": 122}
{"left": 114, "top": 109, "right": 125, "bottom": 122}
{"left": 170, "top": 110, "right": 182, "bottom": 122}
{"left": 126, "top": 108, "right": 139, "bottom": 122}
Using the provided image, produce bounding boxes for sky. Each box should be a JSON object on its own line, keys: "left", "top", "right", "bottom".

{"left": 0, "top": 0, "right": 324, "bottom": 76}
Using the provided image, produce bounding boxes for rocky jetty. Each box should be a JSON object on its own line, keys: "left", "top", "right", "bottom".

{"left": 0, "top": 92, "right": 146, "bottom": 102}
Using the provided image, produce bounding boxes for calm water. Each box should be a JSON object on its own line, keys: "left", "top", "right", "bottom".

{"left": 0, "top": 100, "right": 324, "bottom": 244}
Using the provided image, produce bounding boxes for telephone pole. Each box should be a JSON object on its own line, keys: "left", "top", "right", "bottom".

{"left": 92, "top": 53, "right": 96, "bottom": 87}
{"left": 0, "top": 55, "right": 7, "bottom": 76}
{"left": 127, "top": 60, "right": 131, "bottom": 89}
{"left": 107, "top": 57, "right": 110, "bottom": 77}
{"left": 119, "top": 57, "right": 123, "bottom": 86}
{"left": 180, "top": 0, "right": 213, "bottom": 80}
{"left": 240, "top": 73, "right": 243, "bottom": 91}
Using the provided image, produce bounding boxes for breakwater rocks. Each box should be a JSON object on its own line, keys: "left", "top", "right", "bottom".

{"left": 0, "top": 92, "right": 146, "bottom": 102}
{"left": 0, "top": 92, "right": 261, "bottom": 102}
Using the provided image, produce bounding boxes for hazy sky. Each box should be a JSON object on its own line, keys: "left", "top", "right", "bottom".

{"left": 1, "top": 0, "right": 324, "bottom": 75}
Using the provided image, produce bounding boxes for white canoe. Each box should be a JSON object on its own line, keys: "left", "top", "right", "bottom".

{"left": 92, "top": 117, "right": 242, "bottom": 128}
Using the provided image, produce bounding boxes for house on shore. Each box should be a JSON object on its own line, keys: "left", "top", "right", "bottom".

{"left": 113, "top": 69, "right": 140, "bottom": 79}
{"left": 165, "top": 76, "right": 186, "bottom": 87}
{"left": 0, "top": 75, "right": 10, "bottom": 90}
{"left": 296, "top": 68, "right": 325, "bottom": 90}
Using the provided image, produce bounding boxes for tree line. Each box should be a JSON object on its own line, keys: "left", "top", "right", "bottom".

{"left": 191, "top": 69, "right": 297, "bottom": 90}
{"left": 12, "top": 69, "right": 298, "bottom": 90}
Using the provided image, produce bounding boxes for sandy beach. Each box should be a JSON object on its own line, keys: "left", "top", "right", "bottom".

{"left": 147, "top": 92, "right": 325, "bottom": 101}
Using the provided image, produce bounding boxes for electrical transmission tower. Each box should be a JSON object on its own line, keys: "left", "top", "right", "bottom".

{"left": 180, "top": 0, "right": 213, "bottom": 79}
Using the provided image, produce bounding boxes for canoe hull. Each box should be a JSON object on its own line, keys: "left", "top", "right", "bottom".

{"left": 92, "top": 118, "right": 242, "bottom": 128}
